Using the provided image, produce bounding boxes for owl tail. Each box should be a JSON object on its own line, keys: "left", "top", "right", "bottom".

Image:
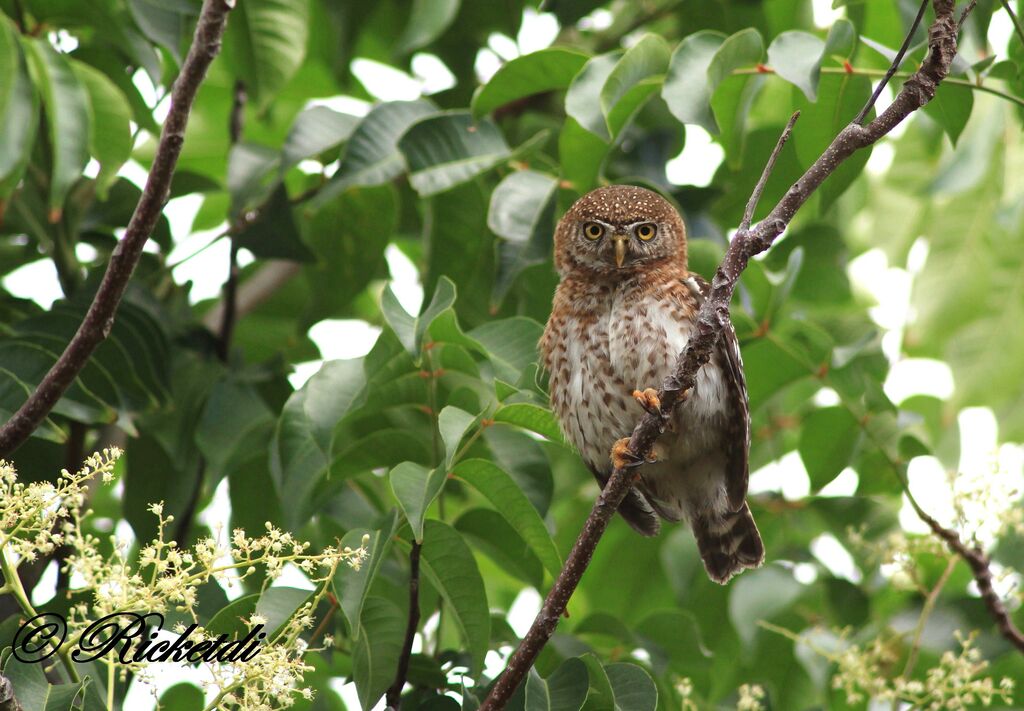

{"left": 692, "top": 503, "right": 764, "bottom": 584}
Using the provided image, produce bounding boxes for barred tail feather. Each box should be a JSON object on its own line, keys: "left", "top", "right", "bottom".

{"left": 617, "top": 488, "right": 661, "bottom": 537}
{"left": 692, "top": 503, "right": 764, "bottom": 584}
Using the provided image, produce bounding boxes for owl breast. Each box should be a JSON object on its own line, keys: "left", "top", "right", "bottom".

{"left": 544, "top": 276, "right": 731, "bottom": 477}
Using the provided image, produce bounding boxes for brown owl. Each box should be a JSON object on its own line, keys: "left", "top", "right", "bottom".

{"left": 540, "top": 185, "right": 764, "bottom": 584}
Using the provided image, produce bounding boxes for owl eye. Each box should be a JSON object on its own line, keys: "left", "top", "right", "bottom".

{"left": 583, "top": 222, "right": 604, "bottom": 240}
{"left": 635, "top": 223, "right": 657, "bottom": 241}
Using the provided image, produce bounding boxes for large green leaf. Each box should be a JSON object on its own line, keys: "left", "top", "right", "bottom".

{"left": 488, "top": 169, "right": 559, "bottom": 305}
{"left": 396, "top": 0, "right": 460, "bottom": 54}
{"left": 335, "top": 512, "right": 399, "bottom": 639}
{"left": 454, "top": 508, "right": 544, "bottom": 588}
{"left": 22, "top": 37, "right": 91, "bottom": 221}
{"left": 439, "top": 404, "right": 477, "bottom": 467}
{"left": 566, "top": 52, "right": 621, "bottom": 139}
{"left": 662, "top": 31, "right": 727, "bottom": 134}
{"left": 311, "top": 99, "right": 437, "bottom": 209}
{"left": 69, "top": 61, "right": 132, "bottom": 199}
{"left": 0, "top": 15, "right": 17, "bottom": 123}
{"left": 416, "top": 519, "right": 490, "bottom": 674}
{"left": 224, "top": 0, "right": 310, "bottom": 106}
{"left": 128, "top": 0, "right": 200, "bottom": 65}
{"left": 195, "top": 378, "right": 275, "bottom": 483}
{"left": 0, "top": 44, "right": 40, "bottom": 200}
{"left": 922, "top": 82, "right": 974, "bottom": 146}
{"left": 767, "top": 30, "right": 826, "bottom": 101}
{"left": 605, "top": 664, "right": 657, "bottom": 711}
{"left": 492, "top": 403, "right": 564, "bottom": 444}
{"left": 398, "top": 111, "right": 511, "bottom": 196}
{"left": 390, "top": 461, "right": 447, "bottom": 542}
{"left": 599, "top": 34, "right": 670, "bottom": 137}
{"left": 0, "top": 657, "right": 87, "bottom": 711}
{"left": 728, "top": 565, "right": 804, "bottom": 648}
{"left": 382, "top": 275, "right": 459, "bottom": 358}
{"left": 281, "top": 105, "right": 359, "bottom": 171}
{"left": 798, "top": 406, "right": 861, "bottom": 491}
{"left": 353, "top": 597, "right": 405, "bottom": 711}
{"left": 472, "top": 47, "right": 590, "bottom": 117}
{"left": 453, "top": 458, "right": 562, "bottom": 577}
{"left": 708, "top": 28, "right": 765, "bottom": 163}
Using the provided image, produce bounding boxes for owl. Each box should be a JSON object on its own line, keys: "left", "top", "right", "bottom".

{"left": 540, "top": 185, "right": 763, "bottom": 584}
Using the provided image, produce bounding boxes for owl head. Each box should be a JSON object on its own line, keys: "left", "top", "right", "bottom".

{"left": 553, "top": 185, "right": 687, "bottom": 278}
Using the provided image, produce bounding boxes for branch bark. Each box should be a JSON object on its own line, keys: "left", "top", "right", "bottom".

{"left": 480, "top": 1, "right": 967, "bottom": 707}
{"left": 387, "top": 540, "right": 422, "bottom": 709}
{"left": 910, "top": 500, "right": 1024, "bottom": 653}
{"left": 0, "top": 0, "right": 235, "bottom": 458}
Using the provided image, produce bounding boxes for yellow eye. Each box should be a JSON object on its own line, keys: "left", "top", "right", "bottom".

{"left": 635, "top": 223, "right": 656, "bottom": 241}
{"left": 583, "top": 222, "right": 604, "bottom": 240}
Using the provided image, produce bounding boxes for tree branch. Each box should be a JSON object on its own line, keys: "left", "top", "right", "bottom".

{"left": 480, "top": 1, "right": 968, "bottom": 707}
{"left": 386, "top": 540, "right": 422, "bottom": 709}
{"left": 906, "top": 496, "right": 1024, "bottom": 654}
{"left": 0, "top": 0, "right": 235, "bottom": 458}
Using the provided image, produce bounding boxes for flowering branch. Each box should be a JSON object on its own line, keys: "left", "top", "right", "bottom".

{"left": 0, "top": 0, "right": 235, "bottom": 458}
{"left": 480, "top": 1, "right": 969, "bottom": 707}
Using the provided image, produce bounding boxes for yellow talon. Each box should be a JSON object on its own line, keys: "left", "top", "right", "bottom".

{"left": 611, "top": 438, "right": 634, "bottom": 470}
{"left": 632, "top": 387, "right": 661, "bottom": 414}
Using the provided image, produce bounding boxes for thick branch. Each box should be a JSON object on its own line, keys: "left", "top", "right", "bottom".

{"left": 0, "top": 0, "right": 234, "bottom": 457}
{"left": 387, "top": 540, "right": 422, "bottom": 708}
{"left": 480, "top": 2, "right": 966, "bottom": 707}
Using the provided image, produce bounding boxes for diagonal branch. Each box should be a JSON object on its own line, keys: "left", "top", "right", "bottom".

{"left": 479, "top": 1, "right": 969, "bottom": 707}
{"left": 905, "top": 494, "right": 1024, "bottom": 653}
{"left": 0, "top": 0, "right": 235, "bottom": 458}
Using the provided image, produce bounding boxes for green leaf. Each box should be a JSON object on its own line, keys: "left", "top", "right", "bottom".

{"left": 335, "top": 512, "right": 399, "bottom": 639}
{"left": 661, "top": 31, "right": 727, "bottom": 133}
{"left": 224, "top": 0, "right": 310, "bottom": 106}
{"left": 399, "top": 111, "right": 511, "bottom": 196}
{"left": 922, "top": 82, "right": 974, "bottom": 146}
{"left": 390, "top": 461, "right": 447, "bottom": 542}
{"left": 417, "top": 519, "right": 490, "bottom": 674}
{"left": 472, "top": 47, "right": 590, "bottom": 118}
{"left": 454, "top": 458, "right": 562, "bottom": 577}
{"left": 799, "top": 406, "right": 860, "bottom": 490}
{"left": 232, "top": 185, "right": 315, "bottom": 261}
{"left": 128, "top": 0, "right": 199, "bottom": 66}
{"left": 454, "top": 508, "right": 545, "bottom": 588}
{"left": 195, "top": 378, "right": 274, "bottom": 483}
{"left": 708, "top": 28, "right": 765, "bottom": 162}
{"left": 281, "top": 105, "right": 359, "bottom": 171}
{"left": 468, "top": 317, "right": 544, "bottom": 384}
{"left": 158, "top": 683, "right": 205, "bottom": 711}
{"left": 0, "top": 16, "right": 18, "bottom": 123}
{"left": 492, "top": 403, "right": 565, "bottom": 444}
{"left": 547, "top": 657, "right": 590, "bottom": 711}
{"left": 22, "top": 37, "right": 91, "bottom": 221}
{"left": 558, "top": 117, "right": 608, "bottom": 192}
{"left": 311, "top": 99, "right": 438, "bottom": 209}
{"left": 227, "top": 142, "right": 280, "bottom": 216}
{"left": 823, "top": 18, "right": 857, "bottom": 61}
{"left": 439, "top": 405, "right": 477, "bottom": 467}
{"left": 793, "top": 71, "right": 873, "bottom": 209}
{"left": 566, "top": 52, "right": 620, "bottom": 139}
{"left": 396, "top": 0, "right": 461, "bottom": 54}
{"left": 382, "top": 275, "right": 459, "bottom": 357}
{"left": 2, "top": 657, "right": 88, "bottom": 710}
{"left": 353, "top": 597, "right": 405, "bottom": 711}
{"left": 767, "top": 30, "right": 826, "bottom": 101}
{"left": 728, "top": 565, "right": 804, "bottom": 647}
{"left": 255, "top": 586, "right": 314, "bottom": 638}
{"left": 271, "top": 359, "right": 367, "bottom": 530}
{"left": 605, "top": 663, "right": 657, "bottom": 711}
{"left": 0, "top": 42, "right": 40, "bottom": 200}
{"left": 69, "top": 60, "right": 132, "bottom": 198}
{"left": 488, "top": 169, "right": 559, "bottom": 305}
{"left": 599, "top": 34, "right": 670, "bottom": 137}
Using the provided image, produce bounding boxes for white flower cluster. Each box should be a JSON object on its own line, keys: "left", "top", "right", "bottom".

{"left": 0, "top": 452, "right": 370, "bottom": 708}
{"left": 736, "top": 683, "right": 766, "bottom": 710}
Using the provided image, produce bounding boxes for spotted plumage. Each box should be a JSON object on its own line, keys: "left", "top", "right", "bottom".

{"left": 540, "top": 185, "right": 764, "bottom": 584}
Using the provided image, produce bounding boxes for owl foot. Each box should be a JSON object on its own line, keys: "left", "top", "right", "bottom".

{"left": 611, "top": 437, "right": 651, "bottom": 471}
{"left": 632, "top": 388, "right": 661, "bottom": 415}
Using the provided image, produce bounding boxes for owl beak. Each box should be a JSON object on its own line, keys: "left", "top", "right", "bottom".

{"left": 613, "top": 237, "right": 628, "bottom": 268}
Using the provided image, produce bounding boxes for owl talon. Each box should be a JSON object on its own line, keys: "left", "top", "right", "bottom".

{"left": 632, "top": 388, "right": 661, "bottom": 415}
{"left": 611, "top": 438, "right": 645, "bottom": 470}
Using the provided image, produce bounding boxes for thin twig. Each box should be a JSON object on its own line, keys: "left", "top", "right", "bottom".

{"left": 0, "top": 0, "right": 235, "bottom": 458}
{"left": 1000, "top": 0, "right": 1024, "bottom": 45}
{"left": 387, "top": 540, "right": 422, "bottom": 709}
{"left": 738, "top": 111, "right": 799, "bottom": 232}
{"left": 855, "top": 0, "right": 930, "bottom": 125}
{"left": 480, "top": 2, "right": 966, "bottom": 707}
{"left": 905, "top": 496, "right": 1024, "bottom": 654}
{"left": 959, "top": 0, "right": 981, "bottom": 30}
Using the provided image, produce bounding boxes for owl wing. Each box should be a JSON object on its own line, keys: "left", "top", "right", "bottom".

{"left": 683, "top": 273, "right": 751, "bottom": 511}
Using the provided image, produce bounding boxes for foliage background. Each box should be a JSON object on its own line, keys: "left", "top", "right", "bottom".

{"left": 1, "top": 0, "right": 1023, "bottom": 709}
